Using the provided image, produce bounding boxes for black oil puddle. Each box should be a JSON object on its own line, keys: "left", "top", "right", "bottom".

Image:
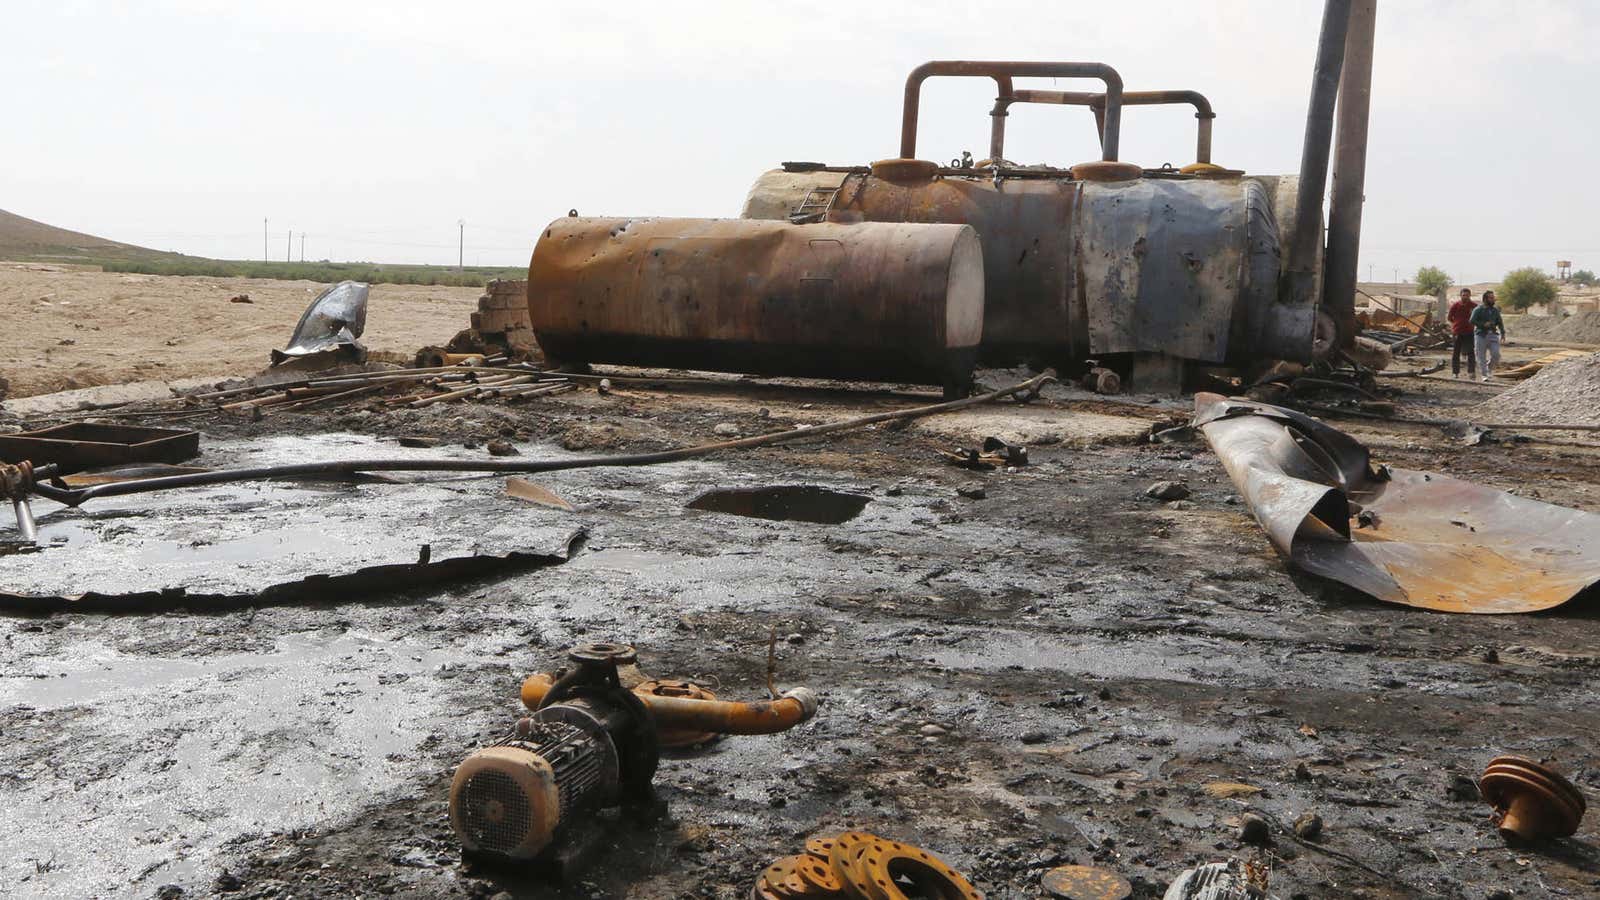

{"left": 686, "top": 485, "right": 868, "bottom": 524}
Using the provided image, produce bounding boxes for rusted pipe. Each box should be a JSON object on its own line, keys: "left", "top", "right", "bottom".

{"left": 1006, "top": 88, "right": 1216, "bottom": 163}
{"left": 1285, "top": 0, "right": 1354, "bottom": 306}
{"left": 901, "top": 61, "right": 1124, "bottom": 161}
{"left": 988, "top": 74, "right": 1013, "bottom": 161}
{"left": 520, "top": 672, "right": 819, "bottom": 735}
{"left": 1324, "top": 0, "right": 1377, "bottom": 349}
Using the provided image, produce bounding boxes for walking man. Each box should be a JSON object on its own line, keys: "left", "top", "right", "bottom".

{"left": 1470, "top": 290, "right": 1506, "bottom": 381}
{"left": 1448, "top": 287, "right": 1476, "bottom": 377}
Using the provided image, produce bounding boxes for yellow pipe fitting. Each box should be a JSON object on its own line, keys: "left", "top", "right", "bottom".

{"left": 520, "top": 672, "right": 819, "bottom": 736}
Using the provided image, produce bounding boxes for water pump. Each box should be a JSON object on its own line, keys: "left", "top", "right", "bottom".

{"left": 448, "top": 642, "right": 660, "bottom": 873}
{"left": 449, "top": 641, "right": 819, "bottom": 876}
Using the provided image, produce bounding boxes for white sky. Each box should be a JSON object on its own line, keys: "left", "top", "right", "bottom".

{"left": 5, "top": 0, "right": 1596, "bottom": 282}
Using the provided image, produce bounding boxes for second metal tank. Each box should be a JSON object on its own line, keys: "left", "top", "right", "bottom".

{"left": 527, "top": 217, "right": 985, "bottom": 395}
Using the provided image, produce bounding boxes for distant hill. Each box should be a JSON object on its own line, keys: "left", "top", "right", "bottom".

{"left": 0, "top": 208, "right": 525, "bottom": 286}
{"left": 0, "top": 208, "right": 182, "bottom": 263}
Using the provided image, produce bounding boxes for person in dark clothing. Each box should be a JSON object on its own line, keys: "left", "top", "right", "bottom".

{"left": 1447, "top": 287, "right": 1476, "bottom": 377}
{"left": 1470, "top": 290, "right": 1506, "bottom": 381}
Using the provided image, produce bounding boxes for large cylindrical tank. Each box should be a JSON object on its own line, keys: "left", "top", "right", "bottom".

{"left": 527, "top": 217, "right": 985, "bottom": 392}
{"left": 743, "top": 165, "right": 1319, "bottom": 366}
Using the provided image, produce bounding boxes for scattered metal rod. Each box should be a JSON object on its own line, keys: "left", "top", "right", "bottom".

{"left": 183, "top": 365, "right": 550, "bottom": 403}
{"left": 486, "top": 382, "right": 573, "bottom": 400}
{"left": 1376, "top": 362, "right": 1445, "bottom": 378}
{"left": 274, "top": 383, "right": 390, "bottom": 412}
{"left": 1286, "top": 377, "right": 1382, "bottom": 400}
{"left": 408, "top": 375, "right": 537, "bottom": 408}
{"left": 25, "top": 371, "right": 1056, "bottom": 507}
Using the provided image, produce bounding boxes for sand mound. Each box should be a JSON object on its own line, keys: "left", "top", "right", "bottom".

{"left": 1477, "top": 351, "right": 1600, "bottom": 425}
{"left": 1510, "top": 310, "right": 1600, "bottom": 345}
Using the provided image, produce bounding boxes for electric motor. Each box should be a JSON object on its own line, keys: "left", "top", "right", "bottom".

{"left": 448, "top": 642, "right": 659, "bottom": 865}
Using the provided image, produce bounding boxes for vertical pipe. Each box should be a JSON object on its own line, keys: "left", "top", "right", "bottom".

{"left": 989, "top": 76, "right": 1013, "bottom": 161}
{"left": 1098, "top": 73, "right": 1122, "bottom": 161}
{"left": 12, "top": 498, "right": 37, "bottom": 543}
{"left": 1324, "top": 0, "right": 1377, "bottom": 348}
{"left": 1285, "top": 0, "right": 1354, "bottom": 303}
{"left": 1196, "top": 115, "right": 1213, "bottom": 164}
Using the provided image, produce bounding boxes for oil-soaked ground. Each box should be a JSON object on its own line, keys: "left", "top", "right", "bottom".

{"left": 3, "top": 369, "right": 1599, "bottom": 899}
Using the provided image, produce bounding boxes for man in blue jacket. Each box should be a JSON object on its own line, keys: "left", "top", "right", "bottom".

{"left": 1470, "top": 290, "right": 1506, "bottom": 381}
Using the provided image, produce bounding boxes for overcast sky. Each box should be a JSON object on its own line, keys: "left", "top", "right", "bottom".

{"left": 5, "top": 0, "right": 1596, "bottom": 282}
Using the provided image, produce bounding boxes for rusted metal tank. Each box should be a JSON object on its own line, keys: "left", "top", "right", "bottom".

{"left": 745, "top": 164, "right": 1309, "bottom": 367}
{"left": 527, "top": 217, "right": 984, "bottom": 394}
{"left": 739, "top": 42, "right": 1380, "bottom": 375}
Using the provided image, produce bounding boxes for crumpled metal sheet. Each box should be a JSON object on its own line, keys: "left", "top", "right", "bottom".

{"left": 271, "top": 280, "right": 369, "bottom": 364}
{"left": 1194, "top": 392, "right": 1600, "bottom": 613}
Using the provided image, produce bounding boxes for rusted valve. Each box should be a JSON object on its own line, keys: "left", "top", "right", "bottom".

{"left": 1479, "top": 756, "right": 1587, "bottom": 841}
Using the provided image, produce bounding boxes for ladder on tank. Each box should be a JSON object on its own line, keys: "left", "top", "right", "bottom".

{"left": 788, "top": 186, "right": 840, "bottom": 224}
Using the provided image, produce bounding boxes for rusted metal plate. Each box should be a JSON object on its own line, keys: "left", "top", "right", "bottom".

{"left": 1043, "top": 864, "right": 1132, "bottom": 899}
{"left": 1194, "top": 393, "right": 1600, "bottom": 613}
{"left": 528, "top": 217, "right": 983, "bottom": 390}
{"left": 0, "top": 422, "right": 200, "bottom": 474}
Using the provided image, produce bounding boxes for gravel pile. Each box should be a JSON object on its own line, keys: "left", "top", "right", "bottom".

{"left": 1477, "top": 351, "right": 1600, "bottom": 425}
{"left": 1510, "top": 310, "right": 1600, "bottom": 345}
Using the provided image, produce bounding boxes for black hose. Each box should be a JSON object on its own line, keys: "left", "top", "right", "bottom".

{"left": 27, "top": 372, "right": 1055, "bottom": 508}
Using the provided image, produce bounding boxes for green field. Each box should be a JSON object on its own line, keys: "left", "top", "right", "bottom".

{"left": 99, "top": 258, "right": 526, "bottom": 287}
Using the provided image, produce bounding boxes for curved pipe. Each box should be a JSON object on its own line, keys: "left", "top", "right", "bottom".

{"left": 521, "top": 672, "right": 820, "bottom": 736}
{"left": 1006, "top": 88, "right": 1216, "bottom": 163}
{"left": 901, "top": 60, "right": 1123, "bottom": 161}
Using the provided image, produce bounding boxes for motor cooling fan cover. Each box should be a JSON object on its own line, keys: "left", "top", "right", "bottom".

{"left": 449, "top": 745, "right": 563, "bottom": 860}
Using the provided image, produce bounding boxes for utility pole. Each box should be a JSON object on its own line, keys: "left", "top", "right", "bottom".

{"left": 263, "top": 218, "right": 268, "bottom": 262}
{"left": 300, "top": 233, "right": 305, "bottom": 262}
{"left": 457, "top": 219, "right": 465, "bottom": 271}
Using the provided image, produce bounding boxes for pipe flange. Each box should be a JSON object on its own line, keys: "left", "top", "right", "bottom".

{"left": 1179, "top": 162, "right": 1246, "bottom": 179}
{"left": 1480, "top": 756, "right": 1586, "bottom": 841}
{"left": 870, "top": 158, "right": 940, "bottom": 182}
{"left": 857, "top": 836, "right": 982, "bottom": 900}
{"left": 568, "top": 642, "right": 638, "bottom": 667}
{"left": 0, "top": 460, "right": 35, "bottom": 501}
{"left": 1070, "top": 161, "right": 1143, "bottom": 182}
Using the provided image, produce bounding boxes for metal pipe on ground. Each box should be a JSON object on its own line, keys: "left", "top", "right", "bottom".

{"left": 520, "top": 672, "right": 818, "bottom": 735}
{"left": 25, "top": 371, "right": 1056, "bottom": 508}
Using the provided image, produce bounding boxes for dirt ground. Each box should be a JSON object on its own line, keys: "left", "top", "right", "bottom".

{"left": 2, "top": 272, "right": 1600, "bottom": 900}
{"left": 0, "top": 264, "right": 480, "bottom": 397}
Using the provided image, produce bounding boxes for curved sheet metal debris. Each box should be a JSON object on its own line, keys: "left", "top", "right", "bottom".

{"left": 1193, "top": 392, "right": 1600, "bottom": 614}
{"left": 271, "top": 280, "right": 369, "bottom": 364}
